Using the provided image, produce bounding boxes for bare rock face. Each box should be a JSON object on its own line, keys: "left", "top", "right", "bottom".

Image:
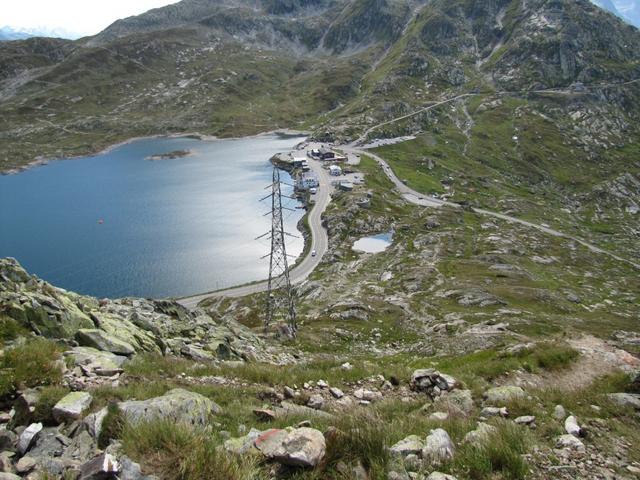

{"left": 0, "top": 258, "right": 271, "bottom": 363}
{"left": 119, "top": 389, "right": 221, "bottom": 426}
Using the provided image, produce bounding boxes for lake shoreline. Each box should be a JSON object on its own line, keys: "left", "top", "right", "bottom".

{"left": 1, "top": 128, "right": 310, "bottom": 176}
{"left": 0, "top": 134, "right": 307, "bottom": 298}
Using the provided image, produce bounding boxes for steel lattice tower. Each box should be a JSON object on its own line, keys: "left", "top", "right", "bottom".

{"left": 264, "top": 167, "right": 297, "bottom": 335}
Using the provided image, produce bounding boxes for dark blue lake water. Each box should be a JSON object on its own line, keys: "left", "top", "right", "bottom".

{"left": 0, "top": 135, "right": 305, "bottom": 298}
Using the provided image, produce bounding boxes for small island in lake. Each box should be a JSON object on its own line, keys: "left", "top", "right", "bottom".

{"left": 145, "top": 149, "right": 192, "bottom": 161}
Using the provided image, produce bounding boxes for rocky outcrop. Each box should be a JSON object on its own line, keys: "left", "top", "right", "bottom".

{"left": 0, "top": 258, "right": 270, "bottom": 362}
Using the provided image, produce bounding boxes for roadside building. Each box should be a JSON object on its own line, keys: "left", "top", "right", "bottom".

{"left": 338, "top": 181, "right": 354, "bottom": 191}
{"left": 297, "top": 172, "right": 319, "bottom": 191}
{"left": 329, "top": 165, "right": 342, "bottom": 176}
{"left": 292, "top": 156, "right": 307, "bottom": 168}
{"left": 318, "top": 147, "right": 336, "bottom": 160}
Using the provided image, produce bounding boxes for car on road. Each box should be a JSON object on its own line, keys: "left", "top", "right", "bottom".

{"left": 311, "top": 250, "right": 317, "bottom": 257}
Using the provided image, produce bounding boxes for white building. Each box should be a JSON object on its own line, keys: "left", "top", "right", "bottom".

{"left": 297, "top": 172, "right": 319, "bottom": 191}
{"left": 329, "top": 165, "right": 342, "bottom": 176}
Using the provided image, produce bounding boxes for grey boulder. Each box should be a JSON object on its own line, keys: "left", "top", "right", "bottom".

{"left": 53, "top": 391, "right": 93, "bottom": 423}
{"left": 484, "top": 386, "right": 525, "bottom": 404}
{"left": 17, "top": 423, "right": 42, "bottom": 455}
{"left": 76, "top": 329, "right": 136, "bottom": 356}
{"left": 261, "top": 427, "right": 326, "bottom": 467}
{"left": 119, "top": 389, "right": 220, "bottom": 426}
{"left": 422, "top": 429, "right": 454, "bottom": 465}
{"left": 607, "top": 393, "right": 640, "bottom": 410}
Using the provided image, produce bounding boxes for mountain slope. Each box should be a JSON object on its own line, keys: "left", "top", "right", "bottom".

{"left": 0, "top": 0, "right": 639, "bottom": 175}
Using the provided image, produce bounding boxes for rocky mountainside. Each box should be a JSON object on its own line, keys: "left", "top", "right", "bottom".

{"left": 1, "top": 194, "right": 640, "bottom": 479}
{"left": 1, "top": 0, "right": 639, "bottom": 172}
{"left": 1, "top": 3, "right": 640, "bottom": 476}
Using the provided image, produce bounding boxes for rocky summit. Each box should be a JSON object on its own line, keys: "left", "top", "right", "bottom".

{"left": 1, "top": 0, "right": 640, "bottom": 478}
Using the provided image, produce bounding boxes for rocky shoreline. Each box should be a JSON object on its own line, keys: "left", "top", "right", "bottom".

{"left": 1, "top": 129, "right": 310, "bottom": 176}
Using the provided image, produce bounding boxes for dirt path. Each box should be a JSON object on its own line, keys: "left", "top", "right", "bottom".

{"left": 501, "top": 335, "right": 640, "bottom": 391}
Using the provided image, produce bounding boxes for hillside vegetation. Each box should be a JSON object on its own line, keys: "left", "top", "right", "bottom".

{"left": 1, "top": 0, "right": 640, "bottom": 478}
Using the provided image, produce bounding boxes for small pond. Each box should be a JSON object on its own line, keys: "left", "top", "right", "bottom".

{"left": 352, "top": 232, "right": 393, "bottom": 253}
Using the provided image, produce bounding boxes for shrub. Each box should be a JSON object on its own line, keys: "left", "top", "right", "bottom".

{"left": 0, "top": 338, "right": 64, "bottom": 398}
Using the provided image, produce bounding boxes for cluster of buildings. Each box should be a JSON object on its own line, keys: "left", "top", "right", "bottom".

{"left": 294, "top": 146, "right": 354, "bottom": 193}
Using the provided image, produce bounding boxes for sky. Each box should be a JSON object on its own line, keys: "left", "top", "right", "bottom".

{"left": 3, "top": 0, "right": 180, "bottom": 37}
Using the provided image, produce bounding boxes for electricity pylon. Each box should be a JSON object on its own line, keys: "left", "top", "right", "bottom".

{"left": 258, "top": 167, "right": 297, "bottom": 336}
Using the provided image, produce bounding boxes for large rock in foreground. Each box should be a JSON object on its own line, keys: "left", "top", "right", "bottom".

{"left": 75, "top": 329, "right": 136, "bottom": 356}
{"left": 422, "top": 429, "right": 455, "bottom": 466}
{"left": 272, "top": 428, "right": 327, "bottom": 467}
{"left": 257, "top": 428, "right": 326, "bottom": 467}
{"left": 53, "top": 392, "right": 93, "bottom": 423}
{"left": 119, "top": 389, "right": 220, "bottom": 426}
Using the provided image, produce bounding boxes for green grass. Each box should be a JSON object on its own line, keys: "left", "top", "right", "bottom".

{"left": 0, "top": 338, "right": 64, "bottom": 398}
{"left": 435, "top": 342, "right": 579, "bottom": 382}
{"left": 99, "top": 402, "right": 126, "bottom": 449}
{"left": 449, "top": 420, "right": 531, "bottom": 480}
{"left": 121, "top": 419, "right": 260, "bottom": 480}
{"left": 124, "top": 353, "right": 410, "bottom": 391}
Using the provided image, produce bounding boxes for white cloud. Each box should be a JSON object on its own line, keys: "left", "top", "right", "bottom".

{"left": 2, "top": 0, "right": 179, "bottom": 37}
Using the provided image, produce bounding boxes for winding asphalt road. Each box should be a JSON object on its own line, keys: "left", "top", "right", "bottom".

{"left": 346, "top": 147, "right": 640, "bottom": 271}
{"left": 178, "top": 154, "right": 331, "bottom": 308}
